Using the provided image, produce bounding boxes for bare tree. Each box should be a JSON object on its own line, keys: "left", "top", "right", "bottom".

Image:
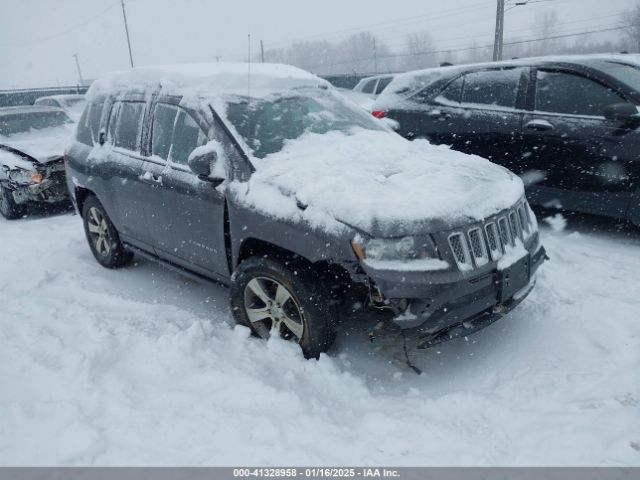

{"left": 529, "top": 10, "right": 564, "bottom": 56}
{"left": 336, "top": 32, "right": 393, "bottom": 74}
{"left": 620, "top": 2, "right": 640, "bottom": 52}
{"left": 401, "top": 31, "right": 437, "bottom": 71}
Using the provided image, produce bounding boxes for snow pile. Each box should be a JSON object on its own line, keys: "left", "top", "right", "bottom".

{"left": 0, "top": 214, "right": 639, "bottom": 465}
{"left": 545, "top": 213, "right": 568, "bottom": 232}
{"left": 237, "top": 129, "right": 524, "bottom": 235}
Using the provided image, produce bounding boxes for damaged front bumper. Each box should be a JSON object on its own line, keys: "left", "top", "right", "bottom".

{"left": 6, "top": 163, "right": 69, "bottom": 205}
{"left": 11, "top": 177, "right": 68, "bottom": 205}
{"left": 362, "top": 244, "right": 547, "bottom": 347}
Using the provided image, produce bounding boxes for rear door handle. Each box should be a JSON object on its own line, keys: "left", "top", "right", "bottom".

{"left": 525, "top": 119, "right": 554, "bottom": 131}
{"left": 429, "top": 109, "right": 451, "bottom": 120}
{"left": 139, "top": 171, "right": 163, "bottom": 185}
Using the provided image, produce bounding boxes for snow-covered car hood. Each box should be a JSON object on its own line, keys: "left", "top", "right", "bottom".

{"left": 235, "top": 129, "right": 525, "bottom": 237}
{"left": 0, "top": 125, "right": 74, "bottom": 165}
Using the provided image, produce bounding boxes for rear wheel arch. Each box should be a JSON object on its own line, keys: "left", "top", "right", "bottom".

{"left": 74, "top": 186, "right": 94, "bottom": 214}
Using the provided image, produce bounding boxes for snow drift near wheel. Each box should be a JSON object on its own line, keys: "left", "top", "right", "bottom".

{"left": 82, "top": 196, "right": 133, "bottom": 269}
{"left": 0, "top": 184, "right": 25, "bottom": 220}
{"left": 230, "top": 257, "right": 336, "bottom": 359}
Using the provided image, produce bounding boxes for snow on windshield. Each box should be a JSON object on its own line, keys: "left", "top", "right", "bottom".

{"left": 224, "top": 89, "right": 385, "bottom": 158}
{"left": 0, "top": 111, "right": 73, "bottom": 136}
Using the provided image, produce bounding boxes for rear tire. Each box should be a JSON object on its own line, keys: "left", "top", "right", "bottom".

{"left": 230, "top": 256, "right": 336, "bottom": 359}
{"left": 0, "top": 184, "right": 25, "bottom": 220}
{"left": 82, "top": 196, "right": 133, "bottom": 268}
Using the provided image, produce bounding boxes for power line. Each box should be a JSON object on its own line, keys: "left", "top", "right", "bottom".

{"left": 0, "top": 1, "right": 120, "bottom": 48}
{"left": 377, "top": 10, "right": 628, "bottom": 51}
{"left": 264, "top": 0, "right": 495, "bottom": 50}
{"left": 311, "top": 23, "right": 637, "bottom": 71}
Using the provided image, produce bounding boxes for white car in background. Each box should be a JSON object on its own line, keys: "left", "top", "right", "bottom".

{"left": 34, "top": 94, "right": 86, "bottom": 122}
{"left": 339, "top": 74, "right": 396, "bottom": 111}
{"left": 353, "top": 74, "right": 395, "bottom": 97}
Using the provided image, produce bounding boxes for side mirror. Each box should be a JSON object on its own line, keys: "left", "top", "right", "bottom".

{"left": 604, "top": 103, "right": 639, "bottom": 122}
{"left": 188, "top": 149, "right": 223, "bottom": 184}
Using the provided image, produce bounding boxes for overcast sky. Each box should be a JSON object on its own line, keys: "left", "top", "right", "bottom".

{"left": 0, "top": 0, "right": 634, "bottom": 89}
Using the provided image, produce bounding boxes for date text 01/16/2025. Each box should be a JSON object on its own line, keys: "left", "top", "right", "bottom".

{"left": 233, "top": 468, "right": 400, "bottom": 478}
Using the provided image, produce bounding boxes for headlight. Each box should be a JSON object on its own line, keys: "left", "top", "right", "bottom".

{"left": 351, "top": 235, "right": 432, "bottom": 261}
{"left": 8, "top": 169, "right": 42, "bottom": 184}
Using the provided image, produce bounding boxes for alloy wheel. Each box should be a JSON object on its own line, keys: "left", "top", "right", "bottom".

{"left": 86, "top": 206, "right": 112, "bottom": 256}
{"left": 243, "top": 276, "right": 305, "bottom": 341}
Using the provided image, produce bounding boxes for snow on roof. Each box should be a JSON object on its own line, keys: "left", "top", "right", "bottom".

{"left": 87, "top": 62, "right": 329, "bottom": 101}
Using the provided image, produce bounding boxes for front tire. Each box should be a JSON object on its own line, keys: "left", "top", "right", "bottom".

{"left": 230, "top": 256, "right": 336, "bottom": 359}
{"left": 82, "top": 196, "right": 133, "bottom": 268}
{"left": 0, "top": 184, "right": 25, "bottom": 220}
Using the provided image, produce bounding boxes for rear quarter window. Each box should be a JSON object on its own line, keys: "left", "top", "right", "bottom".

{"left": 461, "top": 68, "right": 524, "bottom": 108}
{"left": 375, "top": 77, "right": 393, "bottom": 95}
{"left": 361, "top": 78, "right": 377, "bottom": 94}
{"left": 75, "top": 99, "right": 105, "bottom": 146}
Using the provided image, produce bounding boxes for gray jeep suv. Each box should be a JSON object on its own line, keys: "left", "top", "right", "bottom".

{"left": 64, "top": 63, "right": 545, "bottom": 358}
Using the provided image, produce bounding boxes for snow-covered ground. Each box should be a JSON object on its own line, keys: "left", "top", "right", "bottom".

{"left": 0, "top": 210, "right": 638, "bottom": 466}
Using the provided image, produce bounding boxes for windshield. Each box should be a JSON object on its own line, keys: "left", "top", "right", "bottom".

{"left": 0, "top": 111, "right": 73, "bottom": 136}
{"left": 588, "top": 60, "right": 640, "bottom": 93}
{"left": 224, "top": 88, "right": 385, "bottom": 158}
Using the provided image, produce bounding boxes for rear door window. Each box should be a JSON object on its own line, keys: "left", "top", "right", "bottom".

{"left": 535, "top": 70, "right": 625, "bottom": 117}
{"left": 151, "top": 103, "right": 178, "bottom": 160}
{"left": 112, "top": 101, "right": 145, "bottom": 151}
{"left": 461, "top": 68, "right": 524, "bottom": 108}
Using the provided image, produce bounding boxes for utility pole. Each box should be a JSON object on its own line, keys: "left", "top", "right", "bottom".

{"left": 72, "top": 53, "right": 84, "bottom": 85}
{"left": 373, "top": 38, "right": 378, "bottom": 73}
{"left": 493, "top": 0, "right": 505, "bottom": 61}
{"left": 260, "top": 40, "right": 265, "bottom": 63}
{"left": 120, "top": 0, "right": 134, "bottom": 68}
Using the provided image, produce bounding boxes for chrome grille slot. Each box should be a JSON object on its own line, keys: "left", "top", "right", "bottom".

{"left": 498, "top": 216, "right": 512, "bottom": 248}
{"left": 509, "top": 211, "right": 521, "bottom": 242}
{"left": 517, "top": 204, "right": 530, "bottom": 236}
{"left": 448, "top": 233, "right": 471, "bottom": 270}
{"left": 523, "top": 202, "right": 532, "bottom": 225}
{"left": 467, "top": 228, "right": 488, "bottom": 267}
{"left": 484, "top": 222, "right": 503, "bottom": 260}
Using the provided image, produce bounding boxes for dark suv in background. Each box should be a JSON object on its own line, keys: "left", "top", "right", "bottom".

{"left": 65, "top": 63, "right": 544, "bottom": 358}
{"left": 373, "top": 54, "right": 640, "bottom": 225}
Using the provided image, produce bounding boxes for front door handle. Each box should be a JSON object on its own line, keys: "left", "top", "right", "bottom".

{"left": 139, "top": 171, "right": 163, "bottom": 185}
{"left": 525, "top": 119, "right": 554, "bottom": 131}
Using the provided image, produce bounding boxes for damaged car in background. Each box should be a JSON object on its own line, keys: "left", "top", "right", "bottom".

{"left": 0, "top": 105, "right": 74, "bottom": 219}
